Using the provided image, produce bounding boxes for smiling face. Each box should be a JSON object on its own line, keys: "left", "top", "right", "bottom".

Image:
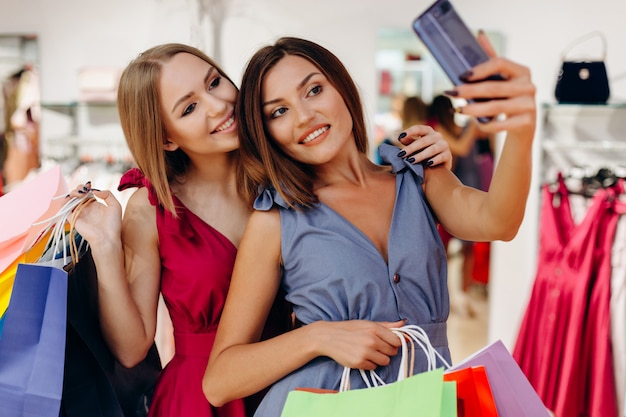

{"left": 159, "top": 52, "right": 239, "bottom": 157}
{"left": 261, "top": 55, "right": 354, "bottom": 165}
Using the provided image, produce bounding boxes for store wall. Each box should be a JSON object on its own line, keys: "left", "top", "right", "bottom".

{"left": 2, "top": 0, "right": 625, "bottom": 349}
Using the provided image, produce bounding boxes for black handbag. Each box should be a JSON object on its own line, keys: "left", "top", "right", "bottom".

{"left": 554, "top": 31, "right": 610, "bottom": 104}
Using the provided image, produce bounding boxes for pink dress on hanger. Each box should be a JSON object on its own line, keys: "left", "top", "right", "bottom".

{"left": 513, "top": 174, "right": 619, "bottom": 417}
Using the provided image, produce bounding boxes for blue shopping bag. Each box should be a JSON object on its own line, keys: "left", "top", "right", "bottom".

{"left": 0, "top": 263, "right": 68, "bottom": 417}
{"left": 0, "top": 311, "right": 5, "bottom": 338}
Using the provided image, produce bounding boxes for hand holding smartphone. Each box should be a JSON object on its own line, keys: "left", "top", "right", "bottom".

{"left": 412, "top": 0, "right": 502, "bottom": 122}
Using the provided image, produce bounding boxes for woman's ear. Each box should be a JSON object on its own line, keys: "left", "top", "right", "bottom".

{"left": 163, "top": 139, "right": 179, "bottom": 151}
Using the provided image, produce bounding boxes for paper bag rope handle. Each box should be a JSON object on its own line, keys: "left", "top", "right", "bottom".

{"left": 340, "top": 324, "right": 452, "bottom": 392}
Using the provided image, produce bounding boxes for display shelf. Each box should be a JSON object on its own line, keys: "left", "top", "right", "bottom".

{"left": 542, "top": 102, "right": 626, "bottom": 110}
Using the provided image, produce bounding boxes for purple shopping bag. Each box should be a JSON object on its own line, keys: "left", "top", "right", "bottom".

{"left": 0, "top": 263, "right": 68, "bottom": 417}
{"left": 450, "top": 340, "right": 551, "bottom": 417}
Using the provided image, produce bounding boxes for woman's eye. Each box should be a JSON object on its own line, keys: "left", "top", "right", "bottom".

{"left": 270, "top": 107, "right": 287, "bottom": 119}
{"left": 182, "top": 103, "right": 196, "bottom": 117}
{"left": 308, "top": 85, "right": 322, "bottom": 97}
{"left": 208, "top": 76, "right": 221, "bottom": 90}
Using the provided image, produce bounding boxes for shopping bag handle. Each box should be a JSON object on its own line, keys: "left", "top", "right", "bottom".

{"left": 32, "top": 192, "right": 96, "bottom": 266}
{"left": 561, "top": 31, "right": 607, "bottom": 61}
{"left": 339, "top": 324, "right": 451, "bottom": 391}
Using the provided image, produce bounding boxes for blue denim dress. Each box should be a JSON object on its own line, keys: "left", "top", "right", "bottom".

{"left": 253, "top": 144, "right": 451, "bottom": 417}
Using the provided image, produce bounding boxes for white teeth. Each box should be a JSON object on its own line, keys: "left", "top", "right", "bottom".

{"left": 302, "top": 126, "right": 329, "bottom": 144}
{"left": 215, "top": 115, "right": 235, "bottom": 132}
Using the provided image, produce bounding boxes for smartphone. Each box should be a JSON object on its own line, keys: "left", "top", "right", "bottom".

{"left": 412, "top": 0, "right": 502, "bottom": 121}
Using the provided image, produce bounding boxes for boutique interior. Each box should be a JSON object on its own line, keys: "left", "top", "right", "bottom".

{"left": 2, "top": 0, "right": 626, "bottom": 416}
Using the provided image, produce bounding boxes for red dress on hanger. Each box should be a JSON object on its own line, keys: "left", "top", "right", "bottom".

{"left": 576, "top": 182, "right": 621, "bottom": 417}
{"left": 513, "top": 174, "right": 618, "bottom": 417}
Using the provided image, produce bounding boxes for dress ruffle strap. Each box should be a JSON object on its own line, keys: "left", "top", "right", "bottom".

{"left": 378, "top": 142, "right": 425, "bottom": 184}
{"left": 253, "top": 186, "right": 291, "bottom": 211}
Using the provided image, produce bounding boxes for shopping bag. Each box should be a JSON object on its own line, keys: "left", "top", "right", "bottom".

{"left": 280, "top": 325, "right": 457, "bottom": 417}
{"left": 0, "top": 311, "right": 5, "bottom": 337}
{"left": 449, "top": 340, "right": 551, "bottom": 417}
{"left": 281, "top": 367, "right": 455, "bottom": 417}
{"left": 61, "top": 247, "right": 161, "bottom": 417}
{"left": 0, "top": 165, "right": 68, "bottom": 274}
{"left": 1, "top": 232, "right": 51, "bottom": 319}
{"left": 443, "top": 366, "right": 498, "bottom": 417}
{"left": 0, "top": 262, "right": 68, "bottom": 417}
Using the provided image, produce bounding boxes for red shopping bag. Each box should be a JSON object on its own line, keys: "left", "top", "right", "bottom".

{"left": 449, "top": 340, "right": 551, "bottom": 417}
{"left": 444, "top": 365, "right": 498, "bottom": 417}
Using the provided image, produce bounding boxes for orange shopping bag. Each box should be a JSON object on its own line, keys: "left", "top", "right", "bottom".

{"left": 444, "top": 365, "right": 498, "bottom": 417}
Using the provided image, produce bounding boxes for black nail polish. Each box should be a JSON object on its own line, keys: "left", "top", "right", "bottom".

{"left": 407, "top": 157, "right": 416, "bottom": 163}
{"left": 91, "top": 188, "right": 101, "bottom": 192}
{"left": 426, "top": 159, "right": 434, "bottom": 167}
{"left": 459, "top": 70, "right": 473, "bottom": 81}
{"left": 78, "top": 189, "right": 85, "bottom": 194}
{"left": 444, "top": 89, "right": 459, "bottom": 97}
{"left": 397, "top": 132, "right": 407, "bottom": 140}
{"left": 397, "top": 150, "right": 407, "bottom": 158}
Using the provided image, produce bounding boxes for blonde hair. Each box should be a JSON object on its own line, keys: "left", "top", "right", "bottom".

{"left": 117, "top": 43, "right": 239, "bottom": 215}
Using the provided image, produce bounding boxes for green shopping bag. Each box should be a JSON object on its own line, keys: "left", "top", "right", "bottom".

{"left": 281, "top": 368, "right": 455, "bottom": 417}
{"left": 280, "top": 325, "right": 457, "bottom": 417}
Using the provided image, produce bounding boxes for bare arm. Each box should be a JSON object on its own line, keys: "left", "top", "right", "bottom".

{"left": 203, "top": 208, "right": 403, "bottom": 406}
{"left": 72, "top": 187, "right": 161, "bottom": 367}
{"left": 439, "top": 118, "right": 479, "bottom": 158}
{"left": 424, "top": 34, "right": 536, "bottom": 242}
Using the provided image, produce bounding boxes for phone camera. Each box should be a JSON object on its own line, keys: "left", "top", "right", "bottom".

{"left": 439, "top": 1, "right": 451, "bottom": 14}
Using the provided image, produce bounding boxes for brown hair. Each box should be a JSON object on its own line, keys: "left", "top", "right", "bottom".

{"left": 237, "top": 37, "right": 368, "bottom": 208}
{"left": 401, "top": 96, "right": 428, "bottom": 129}
{"left": 117, "top": 43, "right": 240, "bottom": 215}
{"left": 427, "top": 94, "right": 456, "bottom": 133}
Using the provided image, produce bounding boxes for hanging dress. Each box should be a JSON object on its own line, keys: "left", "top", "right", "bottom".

{"left": 513, "top": 174, "right": 618, "bottom": 417}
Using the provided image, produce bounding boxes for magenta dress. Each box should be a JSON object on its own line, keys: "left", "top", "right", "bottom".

{"left": 513, "top": 174, "right": 619, "bottom": 417}
{"left": 118, "top": 168, "right": 246, "bottom": 417}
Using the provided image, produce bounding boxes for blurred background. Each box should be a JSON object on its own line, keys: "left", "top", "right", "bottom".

{"left": 1, "top": 0, "right": 626, "bottom": 358}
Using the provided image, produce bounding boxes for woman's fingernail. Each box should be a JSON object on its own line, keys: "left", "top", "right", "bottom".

{"left": 78, "top": 189, "right": 85, "bottom": 194}
{"left": 397, "top": 150, "right": 407, "bottom": 158}
{"left": 407, "top": 157, "right": 416, "bottom": 163}
{"left": 426, "top": 159, "right": 434, "bottom": 167}
{"left": 459, "top": 70, "right": 473, "bottom": 82}
{"left": 91, "top": 188, "right": 101, "bottom": 192}
{"left": 397, "top": 132, "right": 407, "bottom": 140}
{"left": 86, "top": 181, "right": 92, "bottom": 185}
{"left": 444, "top": 89, "right": 459, "bottom": 96}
